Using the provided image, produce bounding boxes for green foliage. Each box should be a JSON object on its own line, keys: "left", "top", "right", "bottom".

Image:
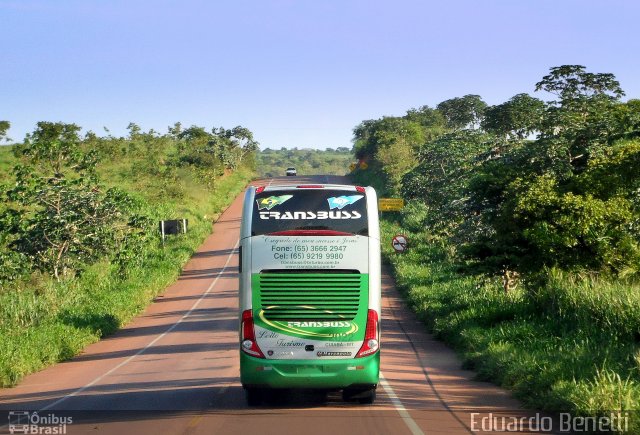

{"left": 1, "top": 123, "right": 140, "bottom": 280}
{"left": 372, "top": 118, "right": 424, "bottom": 193}
{"left": 0, "top": 120, "right": 257, "bottom": 386}
{"left": 401, "top": 130, "right": 492, "bottom": 238}
{"left": 459, "top": 67, "right": 638, "bottom": 277}
{"left": 482, "top": 93, "right": 545, "bottom": 139}
{"left": 612, "top": 99, "right": 640, "bottom": 140}
{"left": 177, "top": 124, "right": 258, "bottom": 175}
{"left": 467, "top": 137, "right": 640, "bottom": 277}
{"left": 535, "top": 65, "right": 624, "bottom": 101}
{"left": 436, "top": 94, "right": 487, "bottom": 129}
{"left": 353, "top": 65, "right": 639, "bottom": 278}
{"left": 403, "top": 105, "right": 447, "bottom": 140}
{"left": 0, "top": 120, "right": 10, "bottom": 143}
{"left": 535, "top": 65, "right": 626, "bottom": 173}
{"left": 380, "top": 216, "right": 640, "bottom": 424}
{"left": 513, "top": 176, "right": 636, "bottom": 273}
{"left": 352, "top": 64, "right": 640, "bottom": 427}
{"left": 353, "top": 114, "right": 440, "bottom": 194}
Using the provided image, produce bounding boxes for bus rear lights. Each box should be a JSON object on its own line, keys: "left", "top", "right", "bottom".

{"left": 241, "top": 310, "right": 265, "bottom": 358}
{"left": 255, "top": 366, "right": 273, "bottom": 371}
{"left": 347, "top": 365, "right": 366, "bottom": 371}
{"left": 255, "top": 186, "right": 265, "bottom": 194}
{"left": 355, "top": 186, "right": 365, "bottom": 193}
{"left": 356, "top": 309, "right": 379, "bottom": 358}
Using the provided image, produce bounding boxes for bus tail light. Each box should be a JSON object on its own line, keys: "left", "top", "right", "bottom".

{"left": 356, "top": 309, "right": 379, "bottom": 358}
{"left": 355, "top": 186, "right": 365, "bottom": 193}
{"left": 241, "top": 309, "right": 265, "bottom": 358}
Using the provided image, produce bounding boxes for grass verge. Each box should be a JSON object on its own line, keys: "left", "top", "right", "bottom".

{"left": 380, "top": 208, "right": 640, "bottom": 433}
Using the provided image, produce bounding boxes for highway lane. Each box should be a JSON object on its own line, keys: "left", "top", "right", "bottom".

{"left": 0, "top": 175, "right": 541, "bottom": 434}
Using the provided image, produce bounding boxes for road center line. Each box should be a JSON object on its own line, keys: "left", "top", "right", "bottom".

{"left": 379, "top": 372, "right": 425, "bottom": 435}
{"left": 37, "top": 239, "right": 240, "bottom": 412}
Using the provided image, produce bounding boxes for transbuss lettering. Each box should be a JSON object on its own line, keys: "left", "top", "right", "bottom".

{"left": 259, "top": 211, "right": 362, "bottom": 220}
{"left": 288, "top": 321, "right": 352, "bottom": 328}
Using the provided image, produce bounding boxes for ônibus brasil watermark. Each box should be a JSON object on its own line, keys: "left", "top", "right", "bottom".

{"left": 470, "top": 412, "right": 629, "bottom": 433}
{"left": 8, "top": 411, "right": 72, "bottom": 434}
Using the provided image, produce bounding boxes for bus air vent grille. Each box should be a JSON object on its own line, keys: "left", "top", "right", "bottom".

{"left": 258, "top": 273, "right": 363, "bottom": 321}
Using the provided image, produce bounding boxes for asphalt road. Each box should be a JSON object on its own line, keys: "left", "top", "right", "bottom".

{"left": 0, "top": 175, "right": 541, "bottom": 435}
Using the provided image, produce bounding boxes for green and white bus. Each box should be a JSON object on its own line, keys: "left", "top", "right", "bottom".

{"left": 239, "top": 184, "right": 381, "bottom": 405}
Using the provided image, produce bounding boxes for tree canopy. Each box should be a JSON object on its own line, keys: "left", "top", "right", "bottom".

{"left": 352, "top": 65, "right": 640, "bottom": 279}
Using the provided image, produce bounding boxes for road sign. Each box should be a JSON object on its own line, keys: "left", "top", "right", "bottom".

{"left": 349, "top": 163, "right": 357, "bottom": 172}
{"left": 379, "top": 198, "right": 404, "bottom": 211}
{"left": 359, "top": 161, "right": 368, "bottom": 170}
{"left": 391, "top": 234, "right": 408, "bottom": 253}
{"left": 159, "top": 219, "right": 188, "bottom": 242}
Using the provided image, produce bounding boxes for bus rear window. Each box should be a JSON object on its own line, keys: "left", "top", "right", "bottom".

{"left": 252, "top": 189, "right": 368, "bottom": 236}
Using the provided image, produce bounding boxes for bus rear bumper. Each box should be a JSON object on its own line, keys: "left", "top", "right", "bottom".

{"left": 240, "top": 352, "right": 380, "bottom": 389}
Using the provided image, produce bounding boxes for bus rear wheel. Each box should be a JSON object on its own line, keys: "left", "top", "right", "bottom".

{"left": 342, "top": 387, "right": 376, "bottom": 404}
{"left": 245, "top": 388, "right": 263, "bottom": 406}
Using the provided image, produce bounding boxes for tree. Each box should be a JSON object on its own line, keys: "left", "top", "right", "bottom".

{"left": 0, "top": 121, "right": 10, "bottom": 143}
{"left": 436, "top": 95, "right": 487, "bottom": 129}
{"left": 535, "top": 65, "right": 624, "bottom": 102}
{"left": 463, "top": 67, "right": 638, "bottom": 278}
{"left": 168, "top": 121, "right": 182, "bottom": 138}
{"left": 482, "top": 93, "right": 545, "bottom": 139}
{"left": 374, "top": 118, "right": 424, "bottom": 193}
{"left": 401, "top": 130, "right": 492, "bottom": 238}
{"left": 5, "top": 122, "right": 138, "bottom": 280}
{"left": 612, "top": 99, "right": 640, "bottom": 140}
{"left": 352, "top": 119, "right": 380, "bottom": 161}
{"left": 535, "top": 65, "right": 626, "bottom": 171}
{"left": 179, "top": 125, "right": 211, "bottom": 143}
{"left": 126, "top": 122, "right": 142, "bottom": 139}
{"left": 210, "top": 125, "right": 259, "bottom": 169}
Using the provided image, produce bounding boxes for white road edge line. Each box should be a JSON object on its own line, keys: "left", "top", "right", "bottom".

{"left": 35, "top": 239, "right": 240, "bottom": 412}
{"left": 380, "top": 372, "right": 425, "bottom": 435}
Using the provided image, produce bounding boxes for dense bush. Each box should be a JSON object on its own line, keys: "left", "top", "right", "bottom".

{"left": 355, "top": 65, "right": 640, "bottom": 279}
{"left": 0, "top": 120, "right": 257, "bottom": 386}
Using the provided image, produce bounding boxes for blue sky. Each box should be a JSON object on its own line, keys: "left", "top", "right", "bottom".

{"left": 2, "top": 0, "right": 639, "bottom": 149}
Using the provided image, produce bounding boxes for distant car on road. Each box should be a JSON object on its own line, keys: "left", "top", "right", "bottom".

{"left": 285, "top": 167, "right": 297, "bottom": 176}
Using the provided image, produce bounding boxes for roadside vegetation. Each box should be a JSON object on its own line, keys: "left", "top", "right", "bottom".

{"left": 256, "top": 146, "right": 352, "bottom": 177}
{"left": 351, "top": 65, "right": 640, "bottom": 430}
{"left": 0, "top": 121, "right": 257, "bottom": 387}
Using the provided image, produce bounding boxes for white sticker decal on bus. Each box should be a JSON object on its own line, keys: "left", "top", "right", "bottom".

{"left": 327, "top": 195, "right": 363, "bottom": 210}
